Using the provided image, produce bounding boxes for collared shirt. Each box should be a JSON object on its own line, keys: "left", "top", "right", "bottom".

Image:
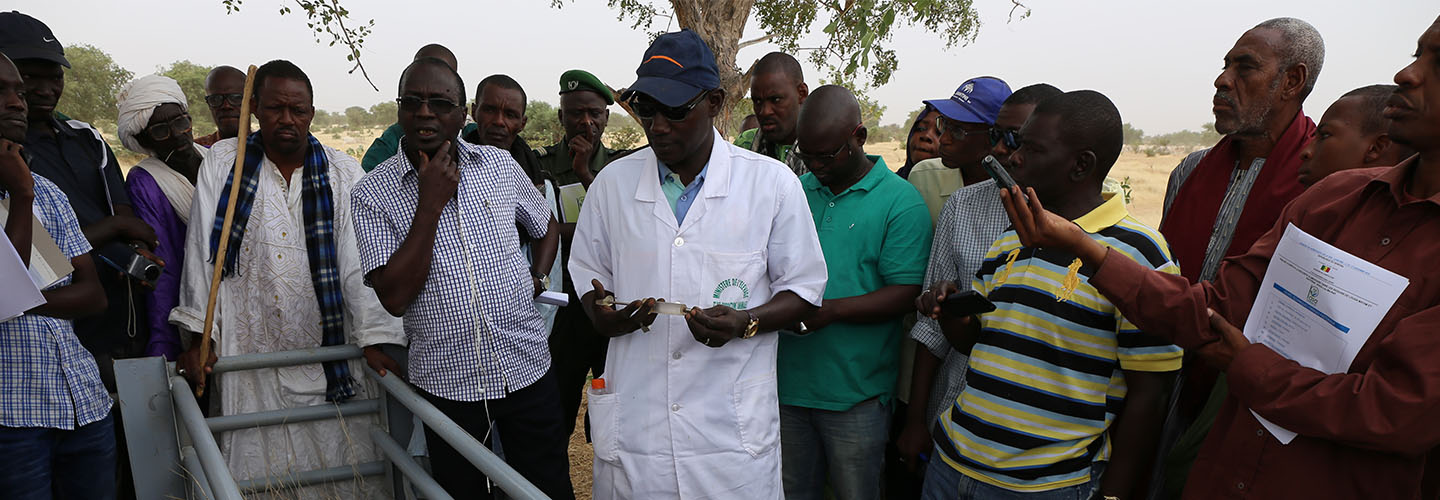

{"left": 362, "top": 122, "right": 479, "bottom": 172}
{"left": 938, "top": 193, "right": 1183, "bottom": 492}
{"left": 536, "top": 139, "right": 623, "bottom": 187}
{"left": 734, "top": 127, "right": 806, "bottom": 176}
{"left": 905, "top": 158, "right": 966, "bottom": 224}
{"left": 352, "top": 140, "right": 553, "bottom": 402}
{"left": 1163, "top": 148, "right": 1266, "bottom": 283}
{"left": 0, "top": 173, "right": 112, "bottom": 429}
{"left": 780, "top": 156, "right": 931, "bottom": 410}
{"left": 1092, "top": 158, "right": 1440, "bottom": 499}
{"left": 909, "top": 179, "right": 1010, "bottom": 426}
{"left": 658, "top": 161, "right": 707, "bottom": 224}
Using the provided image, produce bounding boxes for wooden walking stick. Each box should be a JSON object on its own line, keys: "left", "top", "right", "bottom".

{"left": 194, "top": 64, "right": 257, "bottom": 397}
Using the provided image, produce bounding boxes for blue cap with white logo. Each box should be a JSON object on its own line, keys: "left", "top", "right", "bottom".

{"left": 923, "top": 76, "right": 1011, "bottom": 125}
{"left": 622, "top": 29, "right": 722, "bottom": 107}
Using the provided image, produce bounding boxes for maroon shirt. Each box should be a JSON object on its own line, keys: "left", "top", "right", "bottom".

{"left": 1091, "top": 158, "right": 1440, "bottom": 499}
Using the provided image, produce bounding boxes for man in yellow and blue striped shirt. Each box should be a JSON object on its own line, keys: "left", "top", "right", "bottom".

{"left": 919, "top": 90, "right": 1181, "bottom": 500}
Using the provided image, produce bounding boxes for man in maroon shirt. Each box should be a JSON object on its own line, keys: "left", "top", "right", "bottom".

{"left": 996, "top": 16, "right": 1440, "bottom": 499}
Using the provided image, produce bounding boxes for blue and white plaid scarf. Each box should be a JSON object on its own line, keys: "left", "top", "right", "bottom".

{"left": 209, "top": 132, "right": 355, "bottom": 402}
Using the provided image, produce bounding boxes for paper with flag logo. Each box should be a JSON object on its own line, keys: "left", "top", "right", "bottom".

{"left": 1241, "top": 223, "right": 1409, "bottom": 444}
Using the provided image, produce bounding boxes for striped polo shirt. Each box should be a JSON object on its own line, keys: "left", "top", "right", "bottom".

{"left": 936, "top": 193, "right": 1183, "bottom": 492}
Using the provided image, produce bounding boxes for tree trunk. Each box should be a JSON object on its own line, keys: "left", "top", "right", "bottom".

{"left": 672, "top": 0, "right": 755, "bottom": 136}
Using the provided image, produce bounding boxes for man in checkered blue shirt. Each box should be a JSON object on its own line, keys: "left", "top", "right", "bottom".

{"left": 352, "top": 58, "right": 571, "bottom": 499}
{"left": 0, "top": 53, "right": 116, "bottom": 499}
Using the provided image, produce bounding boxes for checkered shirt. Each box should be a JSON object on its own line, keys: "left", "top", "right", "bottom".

{"left": 908, "top": 179, "right": 1010, "bottom": 429}
{"left": 0, "top": 173, "right": 112, "bottom": 429}
{"left": 352, "top": 141, "right": 552, "bottom": 402}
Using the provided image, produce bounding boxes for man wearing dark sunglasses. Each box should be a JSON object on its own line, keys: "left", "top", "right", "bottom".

{"left": 195, "top": 65, "right": 245, "bottom": 148}
{"left": 906, "top": 77, "right": 1012, "bottom": 224}
{"left": 569, "top": 29, "right": 827, "bottom": 499}
{"left": 779, "top": 85, "right": 932, "bottom": 500}
{"left": 360, "top": 44, "right": 477, "bottom": 172}
{"left": 353, "top": 57, "right": 570, "bottom": 500}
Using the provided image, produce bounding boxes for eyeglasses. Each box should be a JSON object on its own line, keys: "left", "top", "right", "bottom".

{"left": 144, "top": 113, "right": 192, "bottom": 141}
{"left": 793, "top": 123, "right": 862, "bottom": 165}
{"left": 935, "top": 116, "right": 989, "bottom": 141}
{"left": 205, "top": 93, "right": 243, "bottom": 107}
{"left": 629, "top": 90, "right": 709, "bottom": 122}
{"left": 397, "top": 95, "right": 462, "bottom": 114}
{"left": 989, "top": 128, "right": 1023, "bottom": 150}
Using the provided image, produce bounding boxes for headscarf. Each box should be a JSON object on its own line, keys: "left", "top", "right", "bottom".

{"left": 897, "top": 104, "right": 936, "bottom": 180}
{"left": 116, "top": 74, "right": 188, "bottom": 156}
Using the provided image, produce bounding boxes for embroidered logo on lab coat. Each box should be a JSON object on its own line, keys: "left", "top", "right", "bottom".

{"left": 713, "top": 278, "right": 750, "bottom": 309}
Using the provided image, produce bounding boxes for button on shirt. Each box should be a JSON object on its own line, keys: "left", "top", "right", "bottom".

{"left": 352, "top": 141, "right": 553, "bottom": 402}
{"left": 1091, "top": 159, "right": 1440, "bottom": 499}
{"left": 780, "top": 156, "right": 931, "bottom": 410}
{"left": 0, "top": 174, "right": 112, "bottom": 429}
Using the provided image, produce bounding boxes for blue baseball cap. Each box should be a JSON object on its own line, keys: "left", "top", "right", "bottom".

{"left": 622, "top": 29, "right": 721, "bottom": 107}
{"left": 923, "top": 76, "right": 1011, "bottom": 125}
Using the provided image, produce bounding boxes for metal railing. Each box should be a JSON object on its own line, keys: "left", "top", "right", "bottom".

{"left": 115, "top": 344, "right": 550, "bottom": 500}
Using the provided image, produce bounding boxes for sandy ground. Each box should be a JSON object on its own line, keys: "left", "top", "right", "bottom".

{"left": 105, "top": 126, "right": 1188, "bottom": 498}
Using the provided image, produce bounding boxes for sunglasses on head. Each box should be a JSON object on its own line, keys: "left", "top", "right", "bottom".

{"left": 144, "top": 113, "right": 192, "bottom": 142}
{"left": 629, "top": 90, "right": 710, "bottom": 122}
{"left": 989, "top": 128, "right": 1022, "bottom": 150}
{"left": 205, "top": 93, "right": 243, "bottom": 107}
{"left": 397, "top": 95, "right": 462, "bottom": 114}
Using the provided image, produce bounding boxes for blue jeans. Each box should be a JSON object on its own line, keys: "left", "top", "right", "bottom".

{"left": 920, "top": 445, "right": 1105, "bottom": 500}
{"left": 780, "top": 398, "right": 890, "bottom": 500}
{"left": 0, "top": 411, "right": 117, "bottom": 500}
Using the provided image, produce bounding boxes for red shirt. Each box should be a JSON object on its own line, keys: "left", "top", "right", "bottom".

{"left": 1091, "top": 158, "right": 1440, "bottom": 499}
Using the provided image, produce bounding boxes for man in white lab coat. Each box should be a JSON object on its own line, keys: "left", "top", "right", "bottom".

{"left": 568, "top": 30, "right": 828, "bottom": 499}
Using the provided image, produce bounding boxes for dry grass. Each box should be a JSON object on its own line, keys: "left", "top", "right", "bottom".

{"left": 568, "top": 393, "right": 595, "bottom": 500}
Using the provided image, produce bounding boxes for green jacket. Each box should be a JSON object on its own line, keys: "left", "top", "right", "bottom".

{"left": 534, "top": 139, "right": 625, "bottom": 186}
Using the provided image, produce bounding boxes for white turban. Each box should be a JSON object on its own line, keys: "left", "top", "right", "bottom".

{"left": 116, "top": 74, "right": 188, "bottom": 156}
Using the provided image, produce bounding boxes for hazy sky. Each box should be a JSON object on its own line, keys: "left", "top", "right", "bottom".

{"left": 9, "top": 0, "right": 1435, "bottom": 134}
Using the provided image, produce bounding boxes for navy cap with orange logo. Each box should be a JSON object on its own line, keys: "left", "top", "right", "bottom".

{"left": 0, "top": 11, "right": 70, "bottom": 68}
{"left": 622, "top": 29, "right": 721, "bottom": 107}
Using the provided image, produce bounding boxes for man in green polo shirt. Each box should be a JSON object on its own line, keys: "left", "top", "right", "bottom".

{"left": 779, "top": 85, "right": 933, "bottom": 500}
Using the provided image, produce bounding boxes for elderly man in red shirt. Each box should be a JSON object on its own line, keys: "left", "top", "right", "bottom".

{"left": 996, "top": 15, "right": 1440, "bottom": 499}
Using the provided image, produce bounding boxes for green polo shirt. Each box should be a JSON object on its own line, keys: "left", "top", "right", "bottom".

{"left": 535, "top": 139, "right": 622, "bottom": 186}
{"left": 778, "top": 156, "right": 934, "bottom": 411}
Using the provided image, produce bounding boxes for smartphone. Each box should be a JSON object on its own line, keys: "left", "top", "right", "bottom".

{"left": 941, "top": 289, "right": 996, "bottom": 317}
{"left": 982, "top": 155, "right": 1020, "bottom": 192}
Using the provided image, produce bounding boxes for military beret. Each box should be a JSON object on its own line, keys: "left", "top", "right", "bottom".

{"left": 558, "top": 69, "right": 614, "bottom": 105}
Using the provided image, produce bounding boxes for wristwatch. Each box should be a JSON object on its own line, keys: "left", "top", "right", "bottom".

{"left": 740, "top": 310, "right": 760, "bottom": 339}
{"left": 533, "top": 271, "right": 551, "bottom": 290}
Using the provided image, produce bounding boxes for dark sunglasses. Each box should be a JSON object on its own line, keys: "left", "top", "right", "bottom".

{"left": 397, "top": 95, "right": 462, "bottom": 114}
{"left": 989, "top": 128, "right": 1022, "bottom": 150}
{"left": 935, "top": 116, "right": 988, "bottom": 141}
{"left": 145, "top": 113, "right": 192, "bottom": 141}
{"left": 793, "top": 123, "right": 863, "bottom": 165}
{"left": 629, "top": 90, "right": 710, "bottom": 122}
{"left": 205, "top": 93, "right": 243, "bottom": 107}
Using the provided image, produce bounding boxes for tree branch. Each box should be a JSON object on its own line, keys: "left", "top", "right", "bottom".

{"left": 325, "top": 0, "right": 377, "bottom": 91}
{"left": 737, "top": 34, "right": 773, "bottom": 50}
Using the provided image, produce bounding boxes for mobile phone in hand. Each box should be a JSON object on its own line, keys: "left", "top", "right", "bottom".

{"left": 941, "top": 289, "right": 996, "bottom": 317}
{"left": 982, "top": 155, "right": 1021, "bottom": 194}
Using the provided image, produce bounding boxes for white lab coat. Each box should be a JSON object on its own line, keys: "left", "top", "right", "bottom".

{"left": 569, "top": 129, "right": 827, "bottom": 499}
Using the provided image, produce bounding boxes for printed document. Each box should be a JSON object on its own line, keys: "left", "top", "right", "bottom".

{"left": 1243, "top": 223, "right": 1409, "bottom": 444}
{"left": 0, "top": 233, "right": 45, "bottom": 322}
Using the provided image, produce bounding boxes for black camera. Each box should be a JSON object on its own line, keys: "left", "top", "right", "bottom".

{"left": 96, "top": 242, "right": 162, "bottom": 283}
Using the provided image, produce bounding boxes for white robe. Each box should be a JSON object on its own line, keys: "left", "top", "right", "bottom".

{"left": 171, "top": 138, "right": 404, "bottom": 499}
